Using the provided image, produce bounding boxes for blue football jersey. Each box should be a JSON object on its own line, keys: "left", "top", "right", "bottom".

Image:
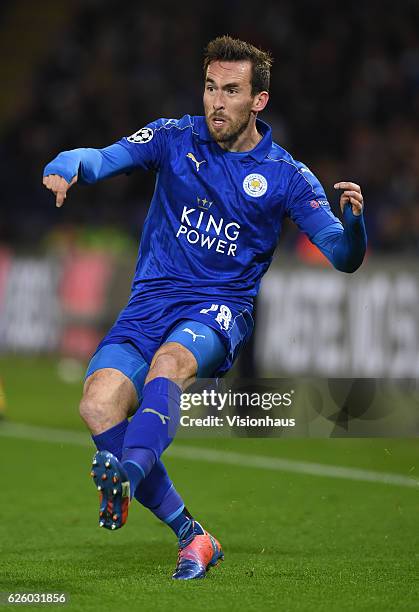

{"left": 117, "top": 115, "right": 341, "bottom": 307}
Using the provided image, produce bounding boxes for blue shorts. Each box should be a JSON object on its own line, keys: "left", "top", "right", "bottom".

{"left": 85, "top": 296, "right": 253, "bottom": 399}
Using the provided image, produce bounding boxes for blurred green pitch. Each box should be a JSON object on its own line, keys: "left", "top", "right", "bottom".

{"left": 0, "top": 357, "right": 418, "bottom": 612}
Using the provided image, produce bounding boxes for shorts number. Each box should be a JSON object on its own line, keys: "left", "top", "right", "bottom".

{"left": 200, "top": 303, "right": 232, "bottom": 331}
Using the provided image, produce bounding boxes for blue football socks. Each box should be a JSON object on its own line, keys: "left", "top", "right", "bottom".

{"left": 135, "top": 461, "right": 183, "bottom": 518}
{"left": 92, "top": 422, "right": 188, "bottom": 524}
{"left": 92, "top": 418, "right": 128, "bottom": 460}
{"left": 121, "top": 377, "right": 182, "bottom": 498}
{"left": 166, "top": 508, "right": 203, "bottom": 541}
{"left": 91, "top": 378, "right": 185, "bottom": 526}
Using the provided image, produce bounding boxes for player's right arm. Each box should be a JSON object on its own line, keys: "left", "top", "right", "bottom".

{"left": 42, "top": 119, "right": 170, "bottom": 207}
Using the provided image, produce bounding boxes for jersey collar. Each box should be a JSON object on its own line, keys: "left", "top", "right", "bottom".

{"left": 195, "top": 116, "right": 272, "bottom": 162}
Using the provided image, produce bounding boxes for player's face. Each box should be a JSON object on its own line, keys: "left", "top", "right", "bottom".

{"left": 204, "top": 60, "right": 257, "bottom": 146}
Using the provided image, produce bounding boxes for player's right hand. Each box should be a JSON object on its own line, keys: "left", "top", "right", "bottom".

{"left": 42, "top": 174, "right": 78, "bottom": 208}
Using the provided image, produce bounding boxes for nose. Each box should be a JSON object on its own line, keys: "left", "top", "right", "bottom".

{"left": 212, "top": 90, "right": 225, "bottom": 111}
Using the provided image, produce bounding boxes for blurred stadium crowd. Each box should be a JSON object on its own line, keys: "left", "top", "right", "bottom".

{"left": 1, "top": 0, "right": 419, "bottom": 252}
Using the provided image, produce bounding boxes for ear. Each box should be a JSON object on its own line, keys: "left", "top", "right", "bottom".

{"left": 252, "top": 91, "right": 269, "bottom": 113}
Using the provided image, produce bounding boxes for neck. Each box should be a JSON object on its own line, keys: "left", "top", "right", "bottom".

{"left": 219, "top": 115, "right": 263, "bottom": 153}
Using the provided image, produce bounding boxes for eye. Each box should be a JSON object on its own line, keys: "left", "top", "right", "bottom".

{"left": 206, "top": 85, "right": 215, "bottom": 92}
{"left": 227, "top": 89, "right": 238, "bottom": 95}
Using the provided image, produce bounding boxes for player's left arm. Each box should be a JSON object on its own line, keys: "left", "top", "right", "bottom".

{"left": 285, "top": 169, "right": 367, "bottom": 273}
{"left": 310, "top": 181, "right": 366, "bottom": 273}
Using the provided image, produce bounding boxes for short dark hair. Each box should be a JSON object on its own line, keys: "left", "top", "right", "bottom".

{"left": 203, "top": 35, "right": 273, "bottom": 95}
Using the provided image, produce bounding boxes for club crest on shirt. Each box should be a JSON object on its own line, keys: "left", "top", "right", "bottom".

{"left": 243, "top": 173, "right": 268, "bottom": 198}
{"left": 127, "top": 127, "right": 154, "bottom": 144}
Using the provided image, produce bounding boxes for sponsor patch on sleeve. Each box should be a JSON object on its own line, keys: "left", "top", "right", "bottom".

{"left": 310, "top": 199, "right": 330, "bottom": 209}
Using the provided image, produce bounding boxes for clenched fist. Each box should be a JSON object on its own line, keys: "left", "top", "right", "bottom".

{"left": 333, "top": 181, "right": 364, "bottom": 216}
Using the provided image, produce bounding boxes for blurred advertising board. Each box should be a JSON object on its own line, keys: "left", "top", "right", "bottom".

{"left": 0, "top": 250, "right": 418, "bottom": 379}
{"left": 256, "top": 257, "right": 419, "bottom": 377}
{"left": 0, "top": 250, "right": 118, "bottom": 357}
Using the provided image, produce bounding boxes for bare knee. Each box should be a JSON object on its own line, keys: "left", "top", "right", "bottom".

{"left": 79, "top": 368, "right": 138, "bottom": 435}
{"left": 79, "top": 392, "right": 113, "bottom": 435}
{"left": 146, "top": 343, "right": 197, "bottom": 387}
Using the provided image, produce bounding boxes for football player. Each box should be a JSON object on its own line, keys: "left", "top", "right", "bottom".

{"left": 43, "top": 36, "right": 366, "bottom": 580}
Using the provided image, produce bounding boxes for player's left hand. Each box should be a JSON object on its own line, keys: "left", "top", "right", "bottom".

{"left": 333, "top": 181, "right": 364, "bottom": 216}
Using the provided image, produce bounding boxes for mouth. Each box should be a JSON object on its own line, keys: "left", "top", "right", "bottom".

{"left": 211, "top": 116, "right": 227, "bottom": 128}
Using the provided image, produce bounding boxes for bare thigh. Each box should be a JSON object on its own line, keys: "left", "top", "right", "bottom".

{"left": 79, "top": 368, "right": 139, "bottom": 435}
{"left": 145, "top": 341, "right": 198, "bottom": 387}
{"left": 80, "top": 342, "right": 197, "bottom": 435}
